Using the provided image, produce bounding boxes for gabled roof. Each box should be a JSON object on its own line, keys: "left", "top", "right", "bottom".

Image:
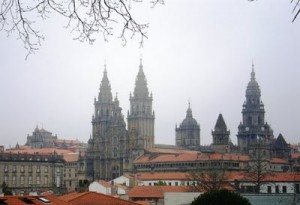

{"left": 129, "top": 186, "right": 191, "bottom": 198}
{"left": 59, "top": 191, "right": 140, "bottom": 205}
{"left": 273, "top": 134, "right": 289, "bottom": 149}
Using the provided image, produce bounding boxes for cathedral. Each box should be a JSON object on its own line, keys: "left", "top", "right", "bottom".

{"left": 86, "top": 60, "right": 155, "bottom": 180}
{"left": 86, "top": 60, "right": 291, "bottom": 181}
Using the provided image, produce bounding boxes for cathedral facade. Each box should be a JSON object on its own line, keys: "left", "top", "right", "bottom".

{"left": 86, "top": 60, "right": 154, "bottom": 181}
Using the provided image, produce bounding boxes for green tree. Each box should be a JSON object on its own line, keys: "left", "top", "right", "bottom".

{"left": 190, "top": 189, "right": 251, "bottom": 205}
{"left": 154, "top": 181, "right": 167, "bottom": 186}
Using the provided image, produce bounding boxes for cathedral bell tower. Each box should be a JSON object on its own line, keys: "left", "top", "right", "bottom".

{"left": 237, "top": 64, "right": 273, "bottom": 153}
{"left": 87, "top": 66, "right": 128, "bottom": 181}
{"left": 127, "top": 59, "right": 155, "bottom": 160}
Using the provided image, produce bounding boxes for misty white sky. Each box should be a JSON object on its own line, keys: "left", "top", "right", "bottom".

{"left": 0, "top": 0, "right": 300, "bottom": 148}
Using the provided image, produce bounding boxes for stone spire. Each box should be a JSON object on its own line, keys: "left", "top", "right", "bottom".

{"left": 186, "top": 101, "right": 193, "bottom": 118}
{"left": 246, "top": 62, "right": 261, "bottom": 97}
{"left": 133, "top": 59, "right": 149, "bottom": 98}
{"left": 214, "top": 113, "right": 227, "bottom": 132}
{"left": 98, "top": 66, "right": 113, "bottom": 103}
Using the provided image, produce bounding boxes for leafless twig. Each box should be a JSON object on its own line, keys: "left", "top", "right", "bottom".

{"left": 0, "top": 0, "right": 163, "bottom": 58}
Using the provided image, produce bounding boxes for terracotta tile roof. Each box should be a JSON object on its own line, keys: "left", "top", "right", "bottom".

{"left": 135, "top": 172, "right": 189, "bottom": 181}
{"left": 59, "top": 191, "right": 140, "bottom": 205}
{"left": 292, "top": 153, "right": 300, "bottom": 159}
{"left": 5, "top": 148, "right": 74, "bottom": 155}
{"left": 134, "top": 151, "right": 249, "bottom": 164}
{"left": 271, "top": 157, "right": 289, "bottom": 164}
{"left": 0, "top": 195, "right": 71, "bottom": 205}
{"left": 63, "top": 153, "right": 80, "bottom": 162}
{"left": 129, "top": 186, "right": 191, "bottom": 198}
{"left": 226, "top": 171, "right": 300, "bottom": 182}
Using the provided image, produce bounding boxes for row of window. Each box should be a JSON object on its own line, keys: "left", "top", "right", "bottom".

{"left": 135, "top": 162, "right": 240, "bottom": 169}
{"left": 4, "top": 165, "right": 49, "bottom": 173}
{"left": 4, "top": 165, "right": 62, "bottom": 173}
{"left": 3, "top": 175, "right": 48, "bottom": 185}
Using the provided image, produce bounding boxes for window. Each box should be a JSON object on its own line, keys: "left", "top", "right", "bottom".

{"left": 28, "top": 176, "right": 32, "bottom": 185}
{"left": 175, "top": 182, "right": 178, "bottom": 186}
{"left": 12, "top": 176, "right": 16, "bottom": 185}
{"left": 44, "top": 166, "right": 48, "bottom": 173}
{"left": 20, "top": 176, "right": 24, "bottom": 185}
{"left": 36, "top": 176, "right": 40, "bottom": 185}
{"left": 56, "top": 167, "right": 60, "bottom": 173}
{"left": 13, "top": 165, "right": 16, "bottom": 172}
{"left": 267, "top": 186, "right": 272, "bottom": 193}
{"left": 4, "top": 175, "right": 8, "bottom": 184}
{"left": 276, "top": 186, "right": 279, "bottom": 193}
{"left": 296, "top": 184, "right": 300, "bottom": 194}
{"left": 44, "top": 176, "right": 48, "bottom": 185}
{"left": 21, "top": 165, "right": 24, "bottom": 173}
{"left": 28, "top": 166, "right": 32, "bottom": 173}
{"left": 282, "top": 186, "right": 287, "bottom": 193}
{"left": 36, "top": 166, "right": 40, "bottom": 173}
{"left": 4, "top": 165, "right": 8, "bottom": 173}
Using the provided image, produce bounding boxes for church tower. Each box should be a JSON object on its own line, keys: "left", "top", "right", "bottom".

{"left": 87, "top": 66, "right": 128, "bottom": 180}
{"left": 237, "top": 64, "right": 273, "bottom": 153}
{"left": 127, "top": 59, "right": 155, "bottom": 160}
{"left": 175, "top": 102, "right": 200, "bottom": 150}
{"left": 211, "top": 114, "right": 230, "bottom": 153}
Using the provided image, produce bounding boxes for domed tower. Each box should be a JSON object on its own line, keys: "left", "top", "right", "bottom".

{"left": 237, "top": 64, "right": 273, "bottom": 153}
{"left": 175, "top": 102, "right": 200, "bottom": 150}
{"left": 127, "top": 59, "right": 155, "bottom": 160}
{"left": 86, "top": 66, "right": 128, "bottom": 181}
{"left": 211, "top": 114, "right": 230, "bottom": 153}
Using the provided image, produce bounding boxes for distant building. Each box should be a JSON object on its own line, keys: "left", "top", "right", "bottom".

{"left": 211, "top": 114, "right": 231, "bottom": 153}
{"left": 175, "top": 102, "right": 200, "bottom": 150}
{"left": 237, "top": 64, "right": 274, "bottom": 153}
{"left": 26, "top": 126, "right": 58, "bottom": 148}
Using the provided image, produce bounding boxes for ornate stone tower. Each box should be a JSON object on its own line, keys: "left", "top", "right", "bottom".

{"left": 211, "top": 114, "right": 230, "bottom": 153}
{"left": 237, "top": 64, "right": 273, "bottom": 153}
{"left": 87, "top": 67, "right": 128, "bottom": 180}
{"left": 127, "top": 59, "right": 155, "bottom": 160}
{"left": 175, "top": 102, "right": 200, "bottom": 150}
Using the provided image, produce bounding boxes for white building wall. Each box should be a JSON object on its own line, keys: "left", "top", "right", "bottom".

{"left": 164, "top": 192, "right": 201, "bottom": 205}
{"left": 89, "top": 182, "right": 111, "bottom": 195}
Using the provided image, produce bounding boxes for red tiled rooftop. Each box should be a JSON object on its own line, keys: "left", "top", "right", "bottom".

{"left": 134, "top": 151, "right": 249, "bottom": 164}
{"left": 136, "top": 172, "right": 189, "bottom": 181}
{"left": 129, "top": 186, "right": 190, "bottom": 198}
{"left": 0, "top": 195, "right": 71, "bottom": 205}
{"left": 59, "top": 191, "right": 140, "bottom": 205}
{"left": 5, "top": 148, "right": 74, "bottom": 155}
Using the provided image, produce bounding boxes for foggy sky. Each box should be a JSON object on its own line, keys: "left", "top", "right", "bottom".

{"left": 0, "top": 0, "right": 300, "bottom": 148}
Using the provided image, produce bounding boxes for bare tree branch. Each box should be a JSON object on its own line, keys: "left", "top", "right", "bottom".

{"left": 0, "top": 0, "right": 163, "bottom": 57}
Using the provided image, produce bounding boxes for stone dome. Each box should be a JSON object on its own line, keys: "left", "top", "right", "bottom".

{"left": 180, "top": 106, "right": 199, "bottom": 128}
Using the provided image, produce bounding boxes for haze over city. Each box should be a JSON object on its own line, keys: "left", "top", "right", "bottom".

{"left": 0, "top": 0, "right": 300, "bottom": 148}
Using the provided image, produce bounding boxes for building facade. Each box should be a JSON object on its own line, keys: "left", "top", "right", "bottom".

{"left": 86, "top": 60, "right": 154, "bottom": 181}
{"left": 0, "top": 152, "right": 64, "bottom": 195}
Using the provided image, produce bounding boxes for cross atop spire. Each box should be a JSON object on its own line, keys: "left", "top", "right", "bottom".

{"left": 251, "top": 61, "right": 256, "bottom": 81}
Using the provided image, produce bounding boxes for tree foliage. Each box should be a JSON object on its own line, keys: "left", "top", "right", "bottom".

{"left": 190, "top": 189, "right": 251, "bottom": 205}
{"left": 0, "top": 0, "right": 163, "bottom": 56}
